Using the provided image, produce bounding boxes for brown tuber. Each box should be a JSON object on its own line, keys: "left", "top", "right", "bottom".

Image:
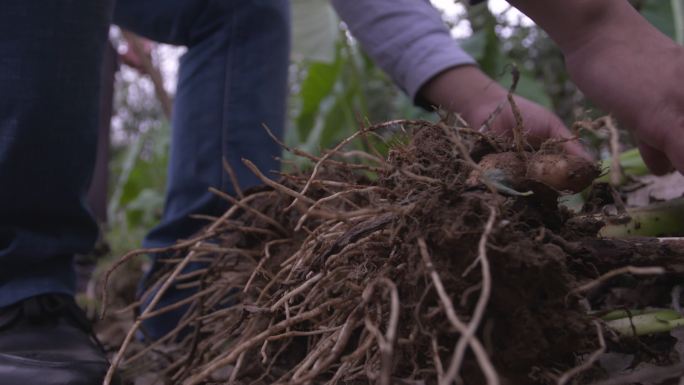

{"left": 470, "top": 151, "right": 600, "bottom": 193}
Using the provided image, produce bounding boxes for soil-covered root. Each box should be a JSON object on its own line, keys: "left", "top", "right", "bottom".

{"left": 102, "top": 120, "right": 639, "bottom": 385}
{"left": 469, "top": 151, "right": 600, "bottom": 194}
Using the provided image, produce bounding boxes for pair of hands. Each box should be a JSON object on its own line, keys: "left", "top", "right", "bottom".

{"left": 422, "top": 1, "right": 684, "bottom": 175}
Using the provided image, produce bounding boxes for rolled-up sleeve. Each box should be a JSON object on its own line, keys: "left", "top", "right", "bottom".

{"left": 331, "top": 0, "right": 476, "bottom": 103}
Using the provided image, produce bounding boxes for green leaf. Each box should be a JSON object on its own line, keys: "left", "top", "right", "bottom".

{"left": 124, "top": 188, "right": 165, "bottom": 227}
{"left": 108, "top": 123, "right": 169, "bottom": 227}
{"left": 295, "top": 59, "right": 342, "bottom": 141}
{"left": 479, "top": 26, "right": 502, "bottom": 75}
{"left": 108, "top": 137, "right": 144, "bottom": 219}
{"left": 318, "top": 82, "right": 358, "bottom": 149}
{"left": 464, "top": 3, "right": 501, "bottom": 75}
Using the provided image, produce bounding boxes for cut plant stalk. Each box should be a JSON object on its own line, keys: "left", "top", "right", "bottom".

{"left": 603, "top": 309, "right": 684, "bottom": 336}
{"left": 599, "top": 197, "right": 684, "bottom": 237}
{"left": 597, "top": 148, "right": 650, "bottom": 185}
{"left": 598, "top": 309, "right": 652, "bottom": 321}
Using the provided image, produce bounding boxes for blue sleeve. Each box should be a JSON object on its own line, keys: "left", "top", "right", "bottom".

{"left": 331, "top": 0, "right": 477, "bottom": 103}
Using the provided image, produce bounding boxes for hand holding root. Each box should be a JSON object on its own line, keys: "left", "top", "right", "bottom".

{"left": 419, "top": 65, "right": 590, "bottom": 160}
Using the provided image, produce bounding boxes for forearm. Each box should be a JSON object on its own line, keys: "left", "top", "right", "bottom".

{"left": 506, "top": 0, "right": 652, "bottom": 53}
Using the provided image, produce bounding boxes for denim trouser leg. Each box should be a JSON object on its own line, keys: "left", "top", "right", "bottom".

{"left": 0, "top": 1, "right": 112, "bottom": 307}
{"left": 114, "top": 0, "right": 290, "bottom": 338}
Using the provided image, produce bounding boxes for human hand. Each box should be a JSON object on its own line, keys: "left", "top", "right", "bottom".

{"left": 562, "top": 15, "right": 684, "bottom": 175}
{"left": 119, "top": 32, "right": 153, "bottom": 72}
{"left": 419, "top": 65, "right": 588, "bottom": 158}
{"left": 506, "top": 0, "right": 684, "bottom": 175}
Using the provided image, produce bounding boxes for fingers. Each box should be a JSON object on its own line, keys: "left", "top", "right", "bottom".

{"left": 508, "top": 97, "right": 593, "bottom": 160}
{"left": 633, "top": 105, "right": 684, "bottom": 175}
{"left": 560, "top": 134, "right": 592, "bottom": 161}
{"left": 637, "top": 141, "right": 673, "bottom": 175}
{"left": 544, "top": 117, "right": 593, "bottom": 161}
{"left": 662, "top": 133, "right": 684, "bottom": 175}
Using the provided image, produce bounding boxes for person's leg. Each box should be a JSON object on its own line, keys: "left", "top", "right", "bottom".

{"left": 0, "top": 2, "right": 119, "bottom": 384}
{"left": 0, "top": 0, "right": 112, "bottom": 307}
{"left": 114, "top": 0, "right": 290, "bottom": 338}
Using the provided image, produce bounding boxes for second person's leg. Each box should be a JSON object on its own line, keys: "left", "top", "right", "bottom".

{"left": 114, "top": 0, "right": 291, "bottom": 339}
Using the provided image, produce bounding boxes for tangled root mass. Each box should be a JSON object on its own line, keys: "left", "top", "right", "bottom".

{"left": 109, "top": 120, "right": 620, "bottom": 385}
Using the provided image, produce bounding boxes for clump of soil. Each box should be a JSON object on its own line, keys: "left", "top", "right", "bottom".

{"left": 102, "top": 119, "right": 683, "bottom": 385}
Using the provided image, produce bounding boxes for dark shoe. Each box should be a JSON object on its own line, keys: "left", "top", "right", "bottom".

{"left": 0, "top": 294, "right": 120, "bottom": 385}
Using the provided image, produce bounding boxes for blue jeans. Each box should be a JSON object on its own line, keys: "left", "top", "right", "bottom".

{"left": 0, "top": 0, "right": 290, "bottom": 339}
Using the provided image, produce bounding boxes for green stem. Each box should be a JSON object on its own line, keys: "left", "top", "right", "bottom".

{"left": 599, "top": 309, "right": 651, "bottom": 321}
{"left": 599, "top": 197, "right": 684, "bottom": 237}
{"left": 597, "top": 148, "right": 649, "bottom": 185}
{"left": 603, "top": 309, "right": 684, "bottom": 336}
